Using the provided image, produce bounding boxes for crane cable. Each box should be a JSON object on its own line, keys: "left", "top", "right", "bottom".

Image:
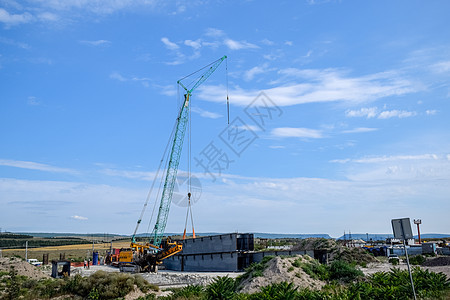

{"left": 226, "top": 57, "right": 230, "bottom": 124}
{"left": 183, "top": 91, "right": 195, "bottom": 239}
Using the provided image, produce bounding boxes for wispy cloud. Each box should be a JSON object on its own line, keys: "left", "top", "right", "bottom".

{"left": 346, "top": 107, "right": 378, "bottom": 118}
{"left": 161, "top": 37, "right": 179, "bottom": 50}
{"left": 27, "top": 96, "right": 40, "bottom": 106}
{"left": 342, "top": 127, "right": 378, "bottom": 134}
{"left": 30, "top": 0, "right": 159, "bottom": 15}
{"left": 109, "top": 71, "right": 151, "bottom": 87}
{"left": 79, "top": 39, "right": 111, "bottom": 46}
{"left": 0, "top": 8, "right": 33, "bottom": 26}
{"left": 198, "top": 68, "right": 420, "bottom": 107}
{"left": 244, "top": 64, "right": 271, "bottom": 81}
{"left": 204, "top": 27, "right": 225, "bottom": 37}
{"left": 0, "top": 37, "right": 30, "bottom": 49}
{"left": 191, "top": 107, "right": 222, "bottom": 119}
{"left": 71, "top": 215, "right": 88, "bottom": 221}
{"left": 109, "top": 71, "right": 127, "bottom": 82}
{"left": 331, "top": 154, "right": 440, "bottom": 164}
{"left": 271, "top": 127, "right": 323, "bottom": 139}
{"left": 377, "top": 110, "right": 417, "bottom": 119}
{"left": 224, "top": 39, "right": 258, "bottom": 50}
{"left": 0, "top": 159, "right": 77, "bottom": 174}
{"left": 346, "top": 107, "right": 417, "bottom": 119}
{"left": 431, "top": 60, "right": 450, "bottom": 73}
{"left": 184, "top": 39, "right": 201, "bottom": 50}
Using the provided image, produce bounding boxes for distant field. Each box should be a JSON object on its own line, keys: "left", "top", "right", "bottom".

{"left": 1, "top": 241, "right": 131, "bottom": 262}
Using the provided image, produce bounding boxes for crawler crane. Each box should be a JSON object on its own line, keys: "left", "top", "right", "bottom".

{"left": 118, "top": 56, "right": 228, "bottom": 272}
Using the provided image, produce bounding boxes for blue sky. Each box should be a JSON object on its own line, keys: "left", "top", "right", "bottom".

{"left": 1, "top": 0, "right": 449, "bottom": 238}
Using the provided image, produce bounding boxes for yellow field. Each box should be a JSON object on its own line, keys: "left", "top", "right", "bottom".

{"left": 1, "top": 241, "right": 132, "bottom": 262}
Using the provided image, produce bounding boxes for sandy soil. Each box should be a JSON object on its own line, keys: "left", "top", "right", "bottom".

{"left": 0, "top": 257, "right": 49, "bottom": 279}
{"left": 238, "top": 255, "right": 325, "bottom": 294}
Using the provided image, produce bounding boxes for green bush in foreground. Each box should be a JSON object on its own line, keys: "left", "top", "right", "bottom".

{"left": 0, "top": 269, "right": 158, "bottom": 300}
{"left": 409, "top": 255, "right": 426, "bottom": 265}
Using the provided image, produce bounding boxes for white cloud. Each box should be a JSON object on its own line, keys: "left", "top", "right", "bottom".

{"left": 261, "top": 38, "right": 274, "bottom": 46}
{"left": 331, "top": 154, "right": 440, "bottom": 164}
{"left": 244, "top": 65, "right": 267, "bottom": 81}
{"left": 184, "top": 39, "right": 201, "bottom": 50}
{"left": 71, "top": 215, "right": 88, "bottom": 221}
{"left": 284, "top": 41, "right": 293, "bottom": 46}
{"left": 80, "top": 39, "right": 111, "bottom": 46}
{"left": 161, "top": 37, "right": 179, "bottom": 50}
{"left": 235, "top": 124, "right": 260, "bottom": 132}
{"left": 37, "top": 12, "right": 59, "bottom": 22}
{"left": 0, "top": 37, "right": 30, "bottom": 49}
{"left": 346, "top": 107, "right": 417, "bottom": 119}
{"left": 0, "top": 8, "right": 33, "bottom": 26}
{"left": 109, "top": 72, "right": 151, "bottom": 86}
{"left": 431, "top": 61, "right": 450, "bottom": 73}
{"left": 191, "top": 107, "right": 222, "bottom": 119}
{"left": 271, "top": 127, "right": 323, "bottom": 139}
{"left": 109, "top": 71, "right": 127, "bottom": 82}
{"left": 346, "top": 107, "right": 378, "bottom": 118}
{"left": 204, "top": 28, "right": 225, "bottom": 37}
{"left": 426, "top": 109, "right": 437, "bottom": 115}
{"left": 0, "top": 159, "right": 77, "bottom": 174}
{"left": 31, "top": 0, "right": 159, "bottom": 15}
{"left": 378, "top": 110, "right": 417, "bottom": 119}
{"left": 224, "top": 39, "right": 258, "bottom": 50}
{"left": 27, "top": 96, "right": 40, "bottom": 106}
{"left": 198, "top": 68, "right": 420, "bottom": 108}
{"left": 342, "top": 127, "right": 378, "bottom": 134}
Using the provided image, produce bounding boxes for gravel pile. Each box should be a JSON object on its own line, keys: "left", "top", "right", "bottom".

{"left": 238, "top": 255, "right": 324, "bottom": 294}
{"left": 140, "top": 272, "right": 214, "bottom": 287}
{"left": 0, "top": 257, "right": 49, "bottom": 279}
{"left": 422, "top": 256, "right": 450, "bottom": 267}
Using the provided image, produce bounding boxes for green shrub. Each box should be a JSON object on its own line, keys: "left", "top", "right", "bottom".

{"left": 259, "top": 282, "right": 298, "bottom": 300}
{"left": 292, "top": 258, "right": 302, "bottom": 268}
{"left": 300, "top": 260, "right": 329, "bottom": 281}
{"left": 347, "top": 267, "right": 450, "bottom": 299}
{"left": 205, "top": 276, "right": 236, "bottom": 300}
{"left": 409, "top": 255, "right": 426, "bottom": 265}
{"left": 237, "top": 256, "right": 274, "bottom": 283}
{"left": 329, "top": 260, "right": 363, "bottom": 283}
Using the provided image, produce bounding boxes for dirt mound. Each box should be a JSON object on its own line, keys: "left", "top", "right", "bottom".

{"left": 238, "top": 255, "right": 324, "bottom": 294}
{"left": 0, "top": 257, "right": 49, "bottom": 279}
{"left": 422, "top": 256, "right": 450, "bottom": 267}
{"left": 292, "top": 238, "right": 377, "bottom": 266}
{"left": 292, "top": 238, "right": 337, "bottom": 251}
{"left": 332, "top": 247, "right": 378, "bottom": 265}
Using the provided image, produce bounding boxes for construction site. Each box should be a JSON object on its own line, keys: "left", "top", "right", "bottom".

{"left": 1, "top": 54, "right": 450, "bottom": 299}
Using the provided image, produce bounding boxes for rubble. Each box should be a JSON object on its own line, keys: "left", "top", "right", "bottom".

{"left": 0, "top": 257, "right": 49, "bottom": 279}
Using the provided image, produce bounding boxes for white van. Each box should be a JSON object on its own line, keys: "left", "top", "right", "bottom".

{"left": 27, "top": 258, "right": 42, "bottom": 266}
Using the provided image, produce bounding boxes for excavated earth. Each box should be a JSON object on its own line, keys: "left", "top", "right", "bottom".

{"left": 238, "top": 255, "right": 325, "bottom": 294}
{"left": 0, "top": 257, "right": 49, "bottom": 279}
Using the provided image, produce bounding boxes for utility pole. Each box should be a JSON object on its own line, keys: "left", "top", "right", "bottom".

{"left": 414, "top": 219, "right": 422, "bottom": 244}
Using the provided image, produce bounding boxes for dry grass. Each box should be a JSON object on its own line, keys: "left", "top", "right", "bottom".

{"left": 1, "top": 241, "right": 131, "bottom": 262}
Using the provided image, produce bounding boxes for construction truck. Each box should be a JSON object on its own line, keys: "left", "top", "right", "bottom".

{"left": 118, "top": 56, "right": 228, "bottom": 272}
